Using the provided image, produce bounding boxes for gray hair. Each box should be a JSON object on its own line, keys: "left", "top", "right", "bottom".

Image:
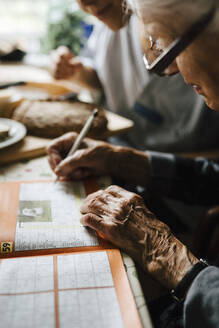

{"left": 126, "top": 0, "right": 219, "bottom": 33}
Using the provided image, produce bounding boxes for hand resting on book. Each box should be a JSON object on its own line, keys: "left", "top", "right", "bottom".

{"left": 80, "top": 185, "right": 199, "bottom": 290}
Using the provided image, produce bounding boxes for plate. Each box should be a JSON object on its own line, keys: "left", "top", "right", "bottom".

{"left": 0, "top": 118, "right": 26, "bottom": 149}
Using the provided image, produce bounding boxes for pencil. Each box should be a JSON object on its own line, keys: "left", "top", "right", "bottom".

{"left": 54, "top": 108, "right": 99, "bottom": 183}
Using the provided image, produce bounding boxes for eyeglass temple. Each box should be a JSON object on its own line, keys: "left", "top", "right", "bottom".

{"left": 146, "top": 5, "right": 215, "bottom": 74}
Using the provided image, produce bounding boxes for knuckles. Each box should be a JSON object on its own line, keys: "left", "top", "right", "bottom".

{"left": 47, "top": 132, "right": 78, "bottom": 152}
{"left": 81, "top": 185, "right": 145, "bottom": 225}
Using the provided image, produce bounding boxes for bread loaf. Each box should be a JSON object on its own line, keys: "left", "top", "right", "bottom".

{"left": 12, "top": 100, "right": 108, "bottom": 138}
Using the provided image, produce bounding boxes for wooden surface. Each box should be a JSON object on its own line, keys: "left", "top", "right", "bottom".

{"left": 103, "top": 110, "right": 133, "bottom": 137}
{"left": 2, "top": 106, "right": 219, "bottom": 165}
{"left": 177, "top": 149, "right": 219, "bottom": 159}
{"left": 0, "top": 62, "right": 88, "bottom": 94}
{"left": 0, "top": 63, "right": 134, "bottom": 165}
{"left": 0, "top": 161, "right": 152, "bottom": 328}
{"left": 0, "top": 111, "right": 134, "bottom": 165}
{"left": 0, "top": 136, "right": 50, "bottom": 165}
{"left": 0, "top": 63, "right": 53, "bottom": 84}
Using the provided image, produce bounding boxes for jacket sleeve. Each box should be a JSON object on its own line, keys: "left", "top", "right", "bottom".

{"left": 147, "top": 151, "right": 219, "bottom": 205}
{"left": 184, "top": 266, "right": 219, "bottom": 328}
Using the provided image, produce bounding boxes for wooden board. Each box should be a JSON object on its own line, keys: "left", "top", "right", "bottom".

{"left": 0, "top": 136, "right": 50, "bottom": 165}
{"left": 0, "top": 63, "right": 53, "bottom": 84}
{"left": 0, "top": 111, "right": 134, "bottom": 165}
{"left": 0, "top": 63, "right": 84, "bottom": 93}
{"left": 0, "top": 64, "right": 133, "bottom": 165}
{"left": 103, "top": 110, "right": 134, "bottom": 137}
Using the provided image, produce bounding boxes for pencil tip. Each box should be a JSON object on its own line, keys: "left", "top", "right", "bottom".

{"left": 93, "top": 109, "right": 98, "bottom": 117}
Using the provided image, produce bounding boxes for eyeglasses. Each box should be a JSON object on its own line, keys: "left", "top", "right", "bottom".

{"left": 143, "top": 5, "right": 215, "bottom": 75}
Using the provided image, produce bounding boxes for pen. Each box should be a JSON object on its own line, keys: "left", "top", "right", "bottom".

{"left": 0, "top": 81, "right": 26, "bottom": 89}
{"left": 54, "top": 108, "right": 99, "bottom": 183}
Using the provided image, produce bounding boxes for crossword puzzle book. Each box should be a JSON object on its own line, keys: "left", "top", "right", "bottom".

{"left": 0, "top": 180, "right": 142, "bottom": 328}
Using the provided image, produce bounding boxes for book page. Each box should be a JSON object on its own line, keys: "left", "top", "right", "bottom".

{"left": 0, "top": 251, "right": 125, "bottom": 328}
{"left": 15, "top": 181, "right": 99, "bottom": 251}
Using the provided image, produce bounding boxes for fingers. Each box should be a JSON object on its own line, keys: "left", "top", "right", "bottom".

{"left": 54, "top": 63, "right": 78, "bottom": 80}
{"left": 48, "top": 132, "right": 78, "bottom": 156}
{"left": 47, "top": 133, "right": 101, "bottom": 178}
{"left": 105, "top": 185, "right": 142, "bottom": 204}
{"left": 51, "top": 46, "right": 74, "bottom": 62}
{"left": 80, "top": 185, "right": 148, "bottom": 230}
{"left": 51, "top": 46, "right": 77, "bottom": 79}
{"left": 69, "top": 57, "right": 83, "bottom": 67}
{"left": 80, "top": 213, "right": 104, "bottom": 231}
{"left": 80, "top": 190, "right": 104, "bottom": 214}
{"left": 48, "top": 150, "right": 62, "bottom": 171}
{"left": 53, "top": 64, "right": 73, "bottom": 80}
{"left": 80, "top": 187, "right": 131, "bottom": 221}
{"left": 47, "top": 132, "right": 78, "bottom": 171}
{"left": 54, "top": 141, "right": 105, "bottom": 178}
{"left": 57, "top": 46, "right": 73, "bottom": 59}
{"left": 68, "top": 168, "right": 92, "bottom": 180}
{"left": 80, "top": 186, "right": 131, "bottom": 215}
{"left": 80, "top": 213, "right": 113, "bottom": 237}
{"left": 55, "top": 148, "right": 92, "bottom": 177}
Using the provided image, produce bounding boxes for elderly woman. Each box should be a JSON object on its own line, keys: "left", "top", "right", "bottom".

{"left": 51, "top": 0, "right": 219, "bottom": 152}
{"left": 48, "top": 0, "right": 219, "bottom": 326}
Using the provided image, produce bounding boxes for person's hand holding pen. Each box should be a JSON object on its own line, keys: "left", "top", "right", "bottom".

{"left": 52, "top": 109, "right": 99, "bottom": 182}
{"left": 48, "top": 133, "right": 116, "bottom": 180}
{"left": 47, "top": 115, "right": 199, "bottom": 293}
{"left": 47, "top": 130, "right": 150, "bottom": 185}
{"left": 47, "top": 113, "right": 118, "bottom": 181}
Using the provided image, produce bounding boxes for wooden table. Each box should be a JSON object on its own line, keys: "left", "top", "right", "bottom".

{"left": 0, "top": 155, "right": 153, "bottom": 328}
{"left": 0, "top": 63, "right": 134, "bottom": 165}
{"left": 0, "top": 108, "right": 134, "bottom": 165}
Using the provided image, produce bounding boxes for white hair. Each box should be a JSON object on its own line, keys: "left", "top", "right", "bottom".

{"left": 126, "top": 0, "right": 219, "bottom": 33}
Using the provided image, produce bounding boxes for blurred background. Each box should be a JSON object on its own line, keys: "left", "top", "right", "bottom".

{"left": 0, "top": 0, "right": 94, "bottom": 64}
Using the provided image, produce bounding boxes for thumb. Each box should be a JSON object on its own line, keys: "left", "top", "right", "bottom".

{"left": 55, "top": 149, "right": 90, "bottom": 176}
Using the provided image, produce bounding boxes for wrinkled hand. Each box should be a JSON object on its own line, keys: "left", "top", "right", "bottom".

{"left": 50, "top": 46, "right": 83, "bottom": 80}
{"left": 80, "top": 185, "right": 198, "bottom": 289}
{"left": 47, "top": 132, "right": 116, "bottom": 180}
{"left": 47, "top": 132, "right": 151, "bottom": 185}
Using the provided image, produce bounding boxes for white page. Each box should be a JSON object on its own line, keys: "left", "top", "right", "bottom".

{"left": 0, "top": 256, "right": 54, "bottom": 293}
{"left": 0, "top": 252, "right": 124, "bottom": 328}
{"left": 15, "top": 181, "right": 98, "bottom": 251}
{"left": 0, "top": 256, "right": 55, "bottom": 328}
{"left": 58, "top": 252, "right": 124, "bottom": 328}
{"left": 0, "top": 293, "right": 55, "bottom": 328}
